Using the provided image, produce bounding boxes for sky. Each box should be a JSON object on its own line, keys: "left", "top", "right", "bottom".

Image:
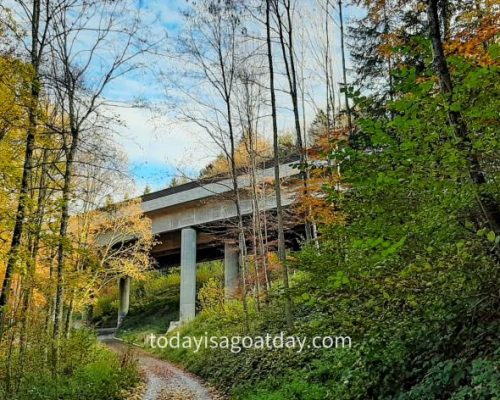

{"left": 101, "top": 0, "right": 200, "bottom": 192}
{"left": 69, "top": 0, "right": 364, "bottom": 195}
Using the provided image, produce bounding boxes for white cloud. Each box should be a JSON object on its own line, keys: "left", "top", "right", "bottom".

{"left": 112, "top": 105, "right": 219, "bottom": 170}
{"left": 4, "top": 0, "right": 365, "bottom": 194}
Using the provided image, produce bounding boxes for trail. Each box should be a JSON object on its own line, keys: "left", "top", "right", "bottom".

{"left": 100, "top": 336, "right": 225, "bottom": 400}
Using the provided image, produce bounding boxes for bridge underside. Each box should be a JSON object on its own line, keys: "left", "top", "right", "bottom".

{"left": 151, "top": 219, "right": 306, "bottom": 270}
{"left": 117, "top": 217, "right": 306, "bottom": 327}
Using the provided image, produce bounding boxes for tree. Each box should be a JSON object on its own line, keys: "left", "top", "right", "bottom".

{"left": 0, "top": 0, "right": 56, "bottom": 333}
{"left": 266, "top": 0, "right": 293, "bottom": 330}
{"left": 70, "top": 198, "right": 154, "bottom": 302}
{"left": 176, "top": 0, "right": 251, "bottom": 329}
{"left": 0, "top": 0, "right": 158, "bottom": 395}
{"left": 47, "top": 0, "right": 154, "bottom": 358}
{"left": 425, "top": 0, "right": 499, "bottom": 235}
{"left": 272, "top": 0, "right": 313, "bottom": 242}
{"left": 336, "top": 0, "right": 353, "bottom": 134}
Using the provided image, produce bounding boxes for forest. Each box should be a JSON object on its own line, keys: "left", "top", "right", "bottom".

{"left": 0, "top": 0, "right": 498, "bottom": 399}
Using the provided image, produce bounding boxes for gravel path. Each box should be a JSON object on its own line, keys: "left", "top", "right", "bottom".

{"left": 101, "top": 336, "right": 225, "bottom": 400}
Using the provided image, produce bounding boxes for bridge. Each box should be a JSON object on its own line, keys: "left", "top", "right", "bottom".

{"left": 117, "top": 158, "right": 303, "bottom": 327}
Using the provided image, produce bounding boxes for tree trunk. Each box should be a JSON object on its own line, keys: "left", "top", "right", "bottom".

{"left": 267, "top": 0, "right": 293, "bottom": 330}
{"left": 274, "top": 0, "right": 312, "bottom": 242}
{"left": 227, "top": 109, "right": 250, "bottom": 332}
{"left": 426, "top": 0, "right": 500, "bottom": 234}
{"left": 18, "top": 147, "right": 50, "bottom": 380}
{"left": 244, "top": 110, "right": 264, "bottom": 303}
{"left": 64, "top": 292, "right": 74, "bottom": 338}
{"left": 53, "top": 125, "right": 79, "bottom": 371}
{"left": 217, "top": 33, "right": 250, "bottom": 330}
{"left": 0, "top": 0, "right": 42, "bottom": 336}
{"left": 338, "top": 0, "right": 353, "bottom": 134}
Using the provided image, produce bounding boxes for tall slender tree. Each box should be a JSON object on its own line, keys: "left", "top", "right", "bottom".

{"left": 266, "top": 0, "right": 293, "bottom": 330}
{"left": 0, "top": 0, "right": 54, "bottom": 334}
{"left": 337, "top": 0, "right": 352, "bottom": 134}
{"left": 426, "top": 0, "right": 500, "bottom": 235}
{"left": 48, "top": 0, "right": 154, "bottom": 364}
{"left": 272, "top": 0, "right": 313, "bottom": 242}
{"left": 176, "top": 0, "right": 252, "bottom": 329}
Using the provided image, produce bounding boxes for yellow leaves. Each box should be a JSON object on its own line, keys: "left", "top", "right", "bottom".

{"left": 295, "top": 173, "right": 345, "bottom": 226}
{"left": 0, "top": 56, "right": 30, "bottom": 138}
{"left": 74, "top": 199, "right": 152, "bottom": 244}
{"left": 367, "top": 1, "right": 499, "bottom": 68}
{"left": 265, "top": 251, "right": 282, "bottom": 273}
{"left": 198, "top": 277, "right": 224, "bottom": 312}
{"left": 0, "top": 56, "right": 32, "bottom": 259}
{"left": 66, "top": 198, "right": 155, "bottom": 301}
{"left": 445, "top": 9, "right": 500, "bottom": 67}
{"left": 201, "top": 136, "right": 272, "bottom": 178}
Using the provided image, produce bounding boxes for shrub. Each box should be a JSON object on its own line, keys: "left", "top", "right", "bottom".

{"left": 1, "top": 329, "right": 140, "bottom": 400}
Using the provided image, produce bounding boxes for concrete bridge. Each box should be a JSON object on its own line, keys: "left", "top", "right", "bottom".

{"left": 117, "top": 158, "right": 302, "bottom": 327}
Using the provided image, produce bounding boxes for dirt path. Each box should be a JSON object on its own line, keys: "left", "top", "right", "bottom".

{"left": 100, "top": 336, "right": 225, "bottom": 400}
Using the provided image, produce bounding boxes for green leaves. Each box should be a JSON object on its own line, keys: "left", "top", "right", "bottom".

{"left": 380, "top": 236, "right": 407, "bottom": 258}
{"left": 477, "top": 228, "right": 497, "bottom": 243}
{"left": 352, "top": 236, "right": 407, "bottom": 263}
{"left": 328, "top": 271, "right": 350, "bottom": 289}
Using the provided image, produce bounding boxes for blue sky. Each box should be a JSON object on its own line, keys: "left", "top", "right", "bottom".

{"left": 3, "top": 0, "right": 364, "bottom": 195}
{"left": 129, "top": 161, "right": 176, "bottom": 191}
{"left": 96, "top": 0, "right": 363, "bottom": 194}
{"left": 99, "top": 0, "right": 210, "bottom": 193}
{"left": 3, "top": 0, "right": 362, "bottom": 195}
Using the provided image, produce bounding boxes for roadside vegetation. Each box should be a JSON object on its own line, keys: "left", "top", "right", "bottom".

{"left": 1, "top": 329, "right": 140, "bottom": 400}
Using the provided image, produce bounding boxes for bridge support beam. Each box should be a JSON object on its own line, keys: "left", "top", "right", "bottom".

{"left": 224, "top": 242, "right": 239, "bottom": 298}
{"left": 118, "top": 276, "right": 131, "bottom": 327}
{"left": 180, "top": 227, "right": 197, "bottom": 323}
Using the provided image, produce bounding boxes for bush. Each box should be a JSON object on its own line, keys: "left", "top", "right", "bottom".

{"left": 93, "top": 291, "right": 119, "bottom": 327}
{"left": 1, "top": 329, "right": 140, "bottom": 400}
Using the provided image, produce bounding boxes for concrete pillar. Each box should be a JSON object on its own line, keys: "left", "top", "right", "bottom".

{"left": 224, "top": 241, "right": 239, "bottom": 298}
{"left": 180, "top": 227, "right": 197, "bottom": 323}
{"left": 118, "top": 276, "right": 131, "bottom": 326}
